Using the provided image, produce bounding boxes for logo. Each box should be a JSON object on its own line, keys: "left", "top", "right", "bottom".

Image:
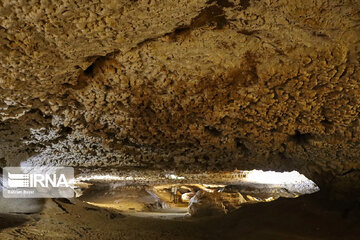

{"left": 7, "top": 172, "right": 30, "bottom": 188}
{"left": 2, "top": 167, "right": 74, "bottom": 198}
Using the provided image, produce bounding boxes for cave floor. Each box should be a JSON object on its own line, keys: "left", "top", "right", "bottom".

{"left": 0, "top": 193, "right": 359, "bottom": 240}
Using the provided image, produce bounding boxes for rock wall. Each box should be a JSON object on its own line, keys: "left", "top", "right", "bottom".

{"left": 1, "top": 0, "right": 360, "bottom": 197}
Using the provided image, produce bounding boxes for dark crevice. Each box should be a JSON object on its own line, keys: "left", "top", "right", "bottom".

{"left": 312, "top": 31, "right": 329, "bottom": 38}
{"left": 83, "top": 56, "right": 104, "bottom": 76}
{"left": 173, "top": 26, "right": 191, "bottom": 35}
{"left": 191, "top": 5, "right": 228, "bottom": 30}
{"left": 338, "top": 67, "right": 348, "bottom": 79}
{"left": 165, "top": 26, "right": 192, "bottom": 41}
{"left": 165, "top": 0, "right": 234, "bottom": 42}
{"left": 289, "top": 130, "right": 313, "bottom": 145}
{"left": 235, "top": 138, "right": 249, "bottom": 154}
{"left": 66, "top": 51, "right": 119, "bottom": 90}
{"left": 55, "top": 198, "right": 74, "bottom": 205}
{"left": 130, "top": 0, "right": 244, "bottom": 46}
{"left": 340, "top": 169, "right": 359, "bottom": 176}
{"left": 52, "top": 199, "right": 69, "bottom": 213}
{"left": 84, "top": 207, "right": 99, "bottom": 211}
{"left": 239, "top": 0, "right": 250, "bottom": 10}
{"left": 121, "top": 137, "right": 142, "bottom": 148}
{"left": 132, "top": 36, "right": 158, "bottom": 49}
{"left": 205, "top": 126, "right": 222, "bottom": 136}
{"left": 237, "top": 29, "right": 258, "bottom": 35}
{"left": 60, "top": 126, "right": 73, "bottom": 135}
{"left": 84, "top": 63, "right": 95, "bottom": 76}
{"left": 321, "top": 118, "right": 333, "bottom": 128}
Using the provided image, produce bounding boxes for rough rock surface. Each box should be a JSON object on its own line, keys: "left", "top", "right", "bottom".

{"left": 188, "top": 190, "right": 247, "bottom": 216}
{"left": 1, "top": 194, "right": 360, "bottom": 240}
{"left": 1, "top": 0, "right": 360, "bottom": 196}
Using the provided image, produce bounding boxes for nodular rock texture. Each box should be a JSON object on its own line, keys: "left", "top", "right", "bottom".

{"left": 0, "top": 0, "right": 360, "bottom": 198}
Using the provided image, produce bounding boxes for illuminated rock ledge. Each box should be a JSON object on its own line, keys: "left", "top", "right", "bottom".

{"left": 72, "top": 169, "right": 319, "bottom": 218}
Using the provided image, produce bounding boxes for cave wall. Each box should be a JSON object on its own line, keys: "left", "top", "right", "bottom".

{"left": 1, "top": 0, "right": 360, "bottom": 196}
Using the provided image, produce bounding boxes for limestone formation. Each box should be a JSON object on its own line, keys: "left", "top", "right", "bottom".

{"left": 188, "top": 190, "right": 247, "bottom": 216}
{"left": 1, "top": 0, "right": 360, "bottom": 198}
